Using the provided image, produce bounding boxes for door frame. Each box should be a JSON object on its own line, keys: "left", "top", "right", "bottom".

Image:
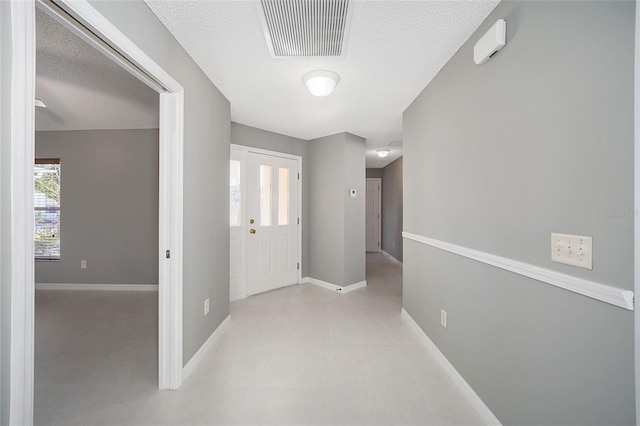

{"left": 230, "top": 144, "right": 302, "bottom": 298}
{"left": 8, "top": 1, "right": 184, "bottom": 423}
{"left": 230, "top": 147, "right": 247, "bottom": 301}
{"left": 366, "top": 178, "right": 382, "bottom": 253}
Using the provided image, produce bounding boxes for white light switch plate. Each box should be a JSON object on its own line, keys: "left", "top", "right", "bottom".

{"left": 551, "top": 233, "right": 592, "bottom": 270}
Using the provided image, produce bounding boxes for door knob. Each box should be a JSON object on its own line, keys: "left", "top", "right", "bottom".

{"left": 249, "top": 229, "right": 256, "bottom": 234}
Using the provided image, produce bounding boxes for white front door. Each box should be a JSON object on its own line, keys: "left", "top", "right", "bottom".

{"left": 246, "top": 152, "right": 299, "bottom": 295}
{"left": 366, "top": 178, "right": 381, "bottom": 252}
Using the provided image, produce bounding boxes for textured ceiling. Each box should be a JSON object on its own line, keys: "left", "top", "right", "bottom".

{"left": 36, "top": 8, "right": 158, "bottom": 132}
{"left": 145, "top": 0, "right": 499, "bottom": 167}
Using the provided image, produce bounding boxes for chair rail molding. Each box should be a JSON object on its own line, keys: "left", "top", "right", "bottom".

{"left": 403, "top": 232, "right": 634, "bottom": 310}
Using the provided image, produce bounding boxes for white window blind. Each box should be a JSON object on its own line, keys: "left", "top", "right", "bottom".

{"left": 34, "top": 158, "right": 61, "bottom": 260}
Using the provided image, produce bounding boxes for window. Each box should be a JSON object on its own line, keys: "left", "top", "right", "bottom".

{"left": 260, "top": 165, "right": 272, "bottom": 226}
{"left": 230, "top": 159, "right": 241, "bottom": 226}
{"left": 34, "top": 159, "right": 61, "bottom": 260}
{"left": 278, "top": 167, "right": 289, "bottom": 225}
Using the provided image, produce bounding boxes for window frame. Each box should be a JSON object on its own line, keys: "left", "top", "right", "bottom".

{"left": 34, "top": 158, "right": 61, "bottom": 261}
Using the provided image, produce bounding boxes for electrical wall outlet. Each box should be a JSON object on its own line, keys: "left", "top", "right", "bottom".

{"left": 551, "top": 233, "right": 593, "bottom": 270}
{"left": 204, "top": 298, "right": 210, "bottom": 316}
{"left": 440, "top": 309, "right": 447, "bottom": 328}
{"left": 81, "top": 260, "right": 87, "bottom": 269}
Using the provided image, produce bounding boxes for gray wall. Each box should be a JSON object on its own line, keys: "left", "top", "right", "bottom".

{"left": 309, "top": 132, "right": 365, "bottom": 287}
{"left": 231, "top": 122, "right": 310, "bottom": 277}
{"left": 309, "top": 133, "right": 345, "bottom": 285}
{"left": 366, "top": 168, "right": 383, "bottom": 178}
{"left": 88, "top": 0, "right": 231, "bottom": 365}
{"left": 35, "top": 129, "right": 159, "bottom": 285}
{"left": 381, "top": 157, "right": 402, "bottom": 262}
{"left": 403, "top": 1, "right": 635, "bottom": 425}
{"left": 343, "top": 133, "right": 366, "bottom": 285}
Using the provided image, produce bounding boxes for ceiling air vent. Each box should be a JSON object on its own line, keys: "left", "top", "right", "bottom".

{"left": 260, "top": 0, "right": 351, "bottom": 58}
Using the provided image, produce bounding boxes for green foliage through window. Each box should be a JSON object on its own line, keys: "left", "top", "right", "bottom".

{"left": 34, "top": 160, "right": 61, "bottom": 259}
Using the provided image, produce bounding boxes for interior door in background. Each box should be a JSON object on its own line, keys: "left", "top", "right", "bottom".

{"left": 366, "top": 178, "right": 381, "bottom": 252}
{"left": 246, "top": 152, "right": 299, "bottom": 296}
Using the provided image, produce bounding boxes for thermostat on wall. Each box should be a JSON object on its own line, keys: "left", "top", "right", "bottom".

{"left": 349, "top": 189, "right": 357, "bottom": 198}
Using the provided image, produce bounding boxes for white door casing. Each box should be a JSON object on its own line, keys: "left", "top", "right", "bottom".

{"left": 44, "top": 0, "right": 185, "bottom": 392}
{"left": 246, "top": 152, "right": 299, "bottom": 295}
{"left": 230, "top": 148, "right": 246, "bottom": 301}
{"left": 8, "top": 1, "right": 185, "bottom": 422}
{"left": 366, "top": 178, "right": 381, "bottom": 252}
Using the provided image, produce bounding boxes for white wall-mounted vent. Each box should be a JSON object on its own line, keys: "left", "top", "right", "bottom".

{"left": 260, "top": 0, "right": 351, "bottom": 58}
{"left": 473, "top": 19, "right": 506, "bottom": 65}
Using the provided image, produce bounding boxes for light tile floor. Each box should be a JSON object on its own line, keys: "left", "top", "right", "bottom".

{"left": 34, "top": 253, "right": 484, "bottom": 425}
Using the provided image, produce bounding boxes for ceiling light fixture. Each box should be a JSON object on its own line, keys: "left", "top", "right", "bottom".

{"left": 303, "top": 70, "right": 340, "bottom": 97}
{"left": 35, "top": 98, "right": 47, "bottom": 108}
{"left": 377, "top": 149, "right": 390, "bottom": 158}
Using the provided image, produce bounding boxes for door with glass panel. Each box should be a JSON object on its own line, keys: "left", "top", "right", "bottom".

{"left": 246, "top": 152, "right": 299, "bottom": 296}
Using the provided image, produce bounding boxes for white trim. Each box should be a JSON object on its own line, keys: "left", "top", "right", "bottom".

{"left": 51, "top": 0, "right": 186, "bottom": 391}
{"left": 35, "top": 283, "right": 158, "bottom": 291}
{"left": 230, "top": 147, "right": 247, "bottom": 301}
{"left": 9, "top": 2, "right": 36, "bottom": 424}
{"left": 342, "top": 280, "right": 367, "bottom": 293}
{"left": 302, "top": 276, "right": 341, "bottom": 292}
{"left": 158, "top": 90, "right": 184, "bottom": 390}
{"left": 182, "top": 315, "right": 231, "bottom": 381}
{"left": 230, "top": 143, "right": 303, "bottom": 291}
{"left": 401, "top": 309, "right": 502, "bottom": 426}
{"left": 301, "top": 277, "right": 367, "bottom": 293}
{"left": 366, "top": 178, "right": 382, "bottom": 253}
{"left": 403, "top": 232, "right": 634, "bottom": 310}
{"left": 9, "top": 5, "right": 185, "bottom": 420}
{"left": 49, "top": 1, "right": 181, "bottom": 92}
{"left": 36, "top": 0, "right": 164, "bottom": 93}
{"left": 381, "top": 250, "right": 403, "bottom": 266}
{"left": 231, "top": 143, "right": 302, "bottom": 162}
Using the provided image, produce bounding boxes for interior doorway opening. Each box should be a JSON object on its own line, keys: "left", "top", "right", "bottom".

{"left": 365, "top": 178, "right": 381, "bottom": 253}
{"left": 8, "top": 0, "right": 185, "bottom": 423}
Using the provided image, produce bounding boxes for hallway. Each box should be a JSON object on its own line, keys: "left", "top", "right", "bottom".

{"left": 35, "top": 253, "right": 483, "bottom": 425}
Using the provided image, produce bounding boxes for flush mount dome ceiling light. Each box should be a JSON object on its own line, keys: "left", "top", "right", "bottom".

{"left": 377, "top": 149, "right": 390, "bottom": 158}
{"left": 303, "top": 70, "right": 340, "bottom": 97}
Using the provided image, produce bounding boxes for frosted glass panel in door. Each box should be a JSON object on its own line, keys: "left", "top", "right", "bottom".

{"left": 278, "top": 167, "right": 289, "bottom": 226}
{"left": 230, "top": 159, "right": 241, "bottom": 227}
{"left": 260, "top": 165, "right": 272, "bottom": 226}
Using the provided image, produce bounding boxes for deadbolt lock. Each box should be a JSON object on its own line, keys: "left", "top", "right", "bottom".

{"left": 249, "top": 219, "right": 255, "bottom": 224}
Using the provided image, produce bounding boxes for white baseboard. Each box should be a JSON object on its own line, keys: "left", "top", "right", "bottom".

{"left": 301, "top": 277, "right": 367, "bottom": 293}
{"left": 35, "top": 283, "right": 158, "bottom": 291}
{"left": 342, "top": 280, "right": 367, "bottom": 293}
{"left": 381, "top": 250, "right": 403, "bottom": 265}
{"left": 401, "top": 308, "right": 502, "bottom": 426}
{"left": 183, "top": 315, "right": 231, "bottom": 381}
